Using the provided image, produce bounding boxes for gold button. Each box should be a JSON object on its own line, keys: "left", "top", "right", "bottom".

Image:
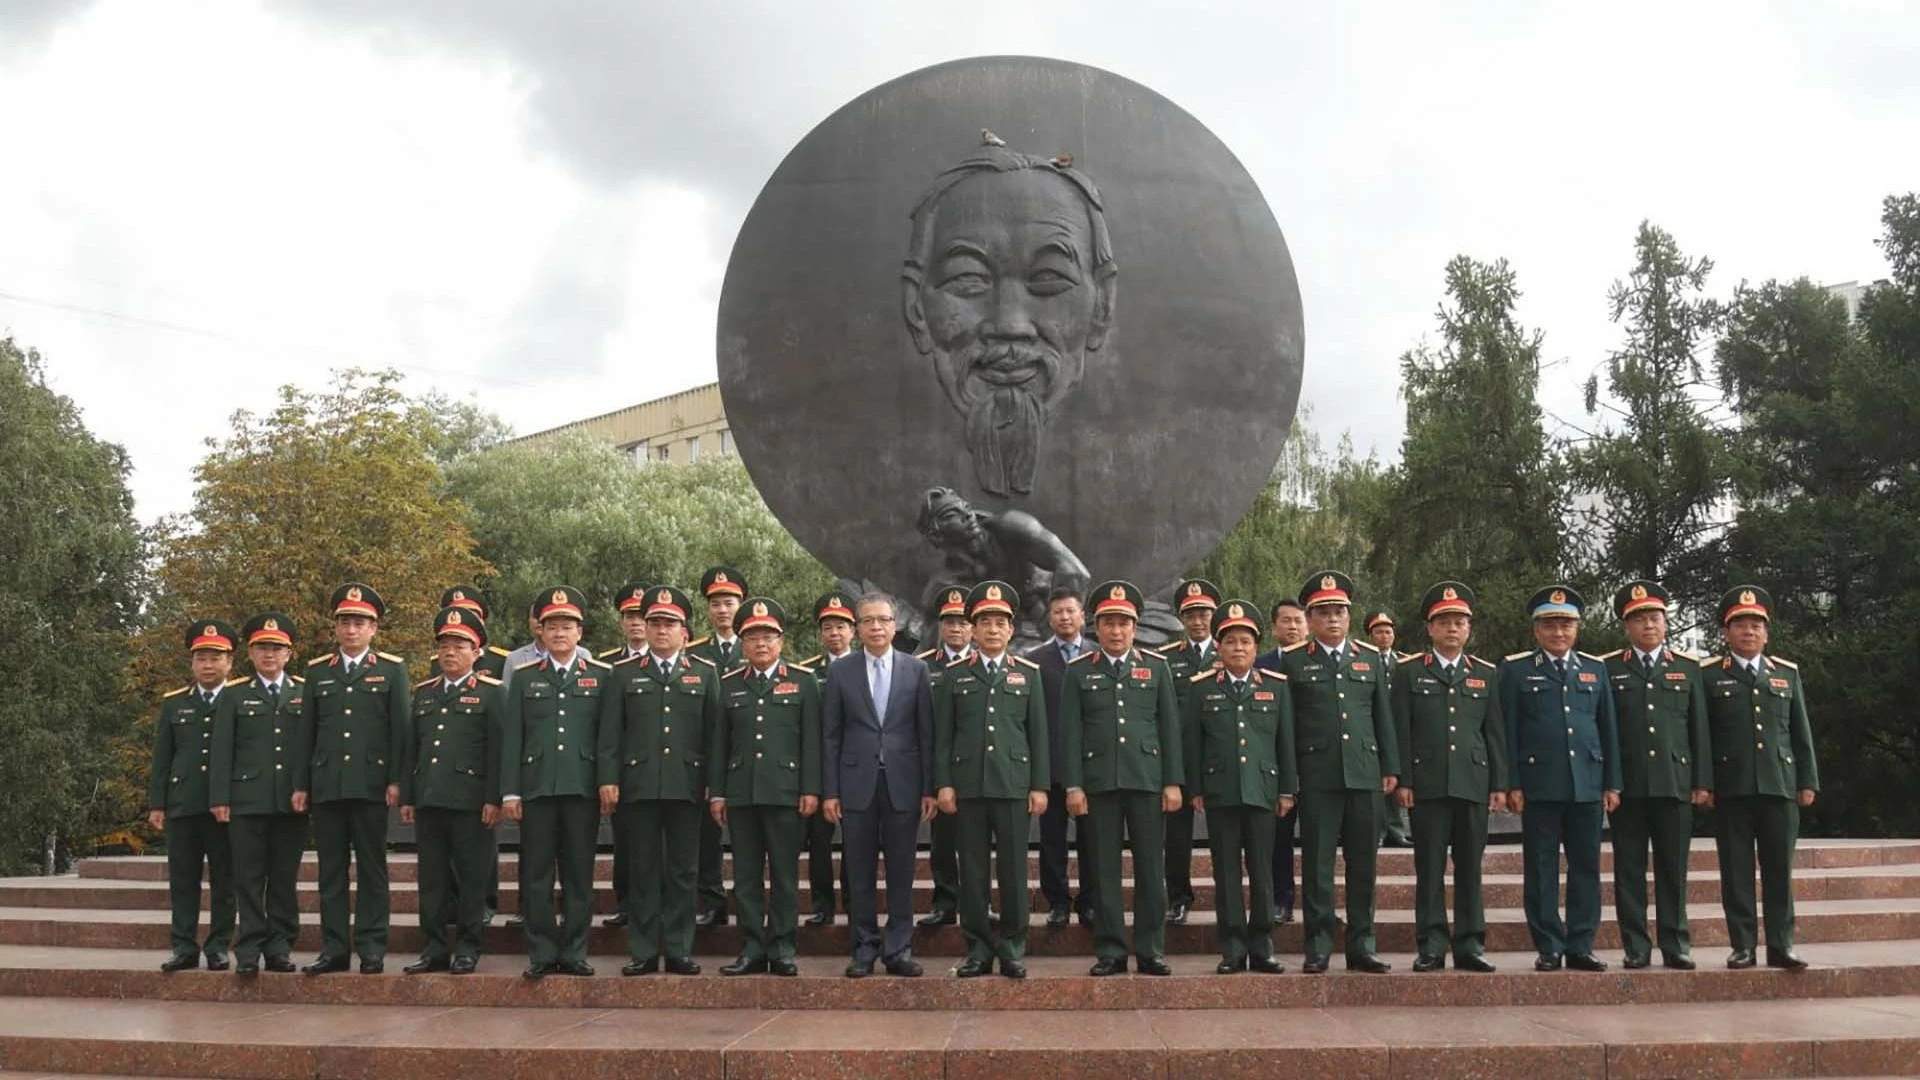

{"left": 988, "top": 705, "right": 996, "bottom": 713}
{"left": 1448, "top": 706, "right": 1456, "bottom": 714}
{"left": 663, "top": 747, "right": 671, "bottom": 754}
{"left": 557, "top": 743, "right": 566, "bottom": 751}
{"left": 431, "top": 757, "right": 438, "bottom": 765}
{"left": 274, "top": 728, "right": 281, "bottom": 734}
{"left": 1337, "top": 692, "right": 1345, "bottom": 700}
{"left": 663, "top": 726, "right": 670, "bottom": 734}
{"left": 559, "top": 693, "right": 567, "bottom": 700}
{"left": 1649, "top": 726, "right": 1656, "bottom": 734}
{"left": 558, "top": 710, "right": 567, "bottom": 717}
{"left": 1342, "top": 733, "right": 1350, "bottom": 740}
{"left": 1240, "top": 755, "right": 1247, "bottom": 763}
{"left": 755, "top": 752, "right": 763, "bottom": 759}
{"left": 756, "top": 716, "right": 763, "bottom": 722}
{"left": 275, "top": 745, "right": 282, "bottom": 752}
{"left": 1755, "top": 723, "right": 1763, "bottom": 731}
{"left": 987, "top": 725, "right": 995, "bottom": 732}
{"left": 441, "top": 708, "right": 448, "bottom": 715}
{"left": 1569, "top": 750, "right": 1576, "bottom": 757}
{"left": 558, "top": 727, "right": 566, "bottom": 734}
{"left": 200, "top": 764, "right": 207, "bottom": 771}
{"left": 344, "top": 731, "right": 352, "bottom": 738}
{"left": 344, "top": 754, "right": 352, "bottom": 761}
{"left": 1649, "top": 749, "right": 1657, "bottom": 757}
{"left": 1238, "top": 721, "right": 1246, "bottom": 729}
{"left": 664, "top": 705, "right": 673, "bottom": 713}
{"left": 1119, "top": 736, "right": 1127, "bottom": 744}
{"left": 1449, "top": 744, "right": 1456, "bottom": 751}
{"left": 1757, "top": 742, "right": 1765, "bottom": 750}
{"left": 1647, "top": 703, "right": 1655, "bottom": 711}
{"left": 275, "top": 764, "right": 283, "bottom": 770}
{"left": 1448, "top": 725, "right": 1456, "bottom": 733}
{"left": 1240, "top": 738, "right": 1247, "bottom": 746}
{"left": 1567, "top": 727, "right": 1574, "bottom": 735}
{"left": 437, "top": 724, "right": 445, "bottom": 731}
{"left": 757, "top": 733, "right": 764, "bottom": 740}
{"left": 987, "top": 745, "right": 995, "bottom": 751}
{"left": 344, "top": 709, "right": 353, "bottom": 716}
{"left": 1118, "top": 718, "right": 1126, "bottom": 725}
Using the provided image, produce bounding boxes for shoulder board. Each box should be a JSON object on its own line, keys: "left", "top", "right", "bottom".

{"left": 487, "top": 645, "right": 511, "bottom": 657}
{"left": 1669, "top": 649, "right": 1698, "bottom": 662}
{"left": 1352, "top": 640, "right": 1379, "bottom": 653}
{"left": 582, "top": 655, "right": 611, "bottom": 670}
{"left": 475, "top": 674, "right": 501, "bottom": 686}
{"left": 1257, "top": 667, "right": 1287, "bottom": 681}
{"left": 688, "top": 654, "right": 716, "bottom": 667}
{"left": 376, "top": 651, "right": 405, "bottom": 664}
{"left": 914, "top": 647, "right": 938, "bottom": 660}
{"left": 1577, "top": 651, "right": 1606, "bottom": 662}
{"left": 1012, "top": 656, "right": 1039, "bottom": 670}
{"left": 1595, "top": 649, "right": 1623, "bottom": 661}
{"left": 1470, "top": 656, "right": 1496, "bottom": 670}
{"left": 223, "top": 676, "right": 248, "bottom": 687}
{"left": 163, "top": 685, "right": 193, "bottom": 699}
{"left": 595, "top": 646, "right": 624, "bottom": 659}
{"left": 1067, "top": 650, "right": 1096, "bottom": 665}
{"left": 515, "top": 658, "right": 543, "bottom": 671}
{"left": 611, "top": 653, "right": 643, "bottom": 667}
{"left": 1281, "top": 641, "right": 1307, "bottom": 653}
{"left": 723, "top": 665, "right": 748, "bottom": 680}
{"left": 1769, "top": 656, "right": 1798, "bottom": 670}
{"left": 1163, "top": 640, "right": 1188, "bottom": 652}
{"left": 687, "top": 634, "right": 712, "bottom": 649}
{"left": 289, "top": 675, "right": 305, "bottom": 685}
{"left": 413, "top": 676, "right": 438, "bottom": 689}
{"left": 1698, "top": 655, "right": 1721, "bottom": 667}
{"left": 1504, "top": 650, "right": 1533, "bottom": 662}
{"left": 800, "top": 654, "right": 823, "bottom": 667}
{"left": 1189, "top": 670, "right": 1214, "bottom": 684}
{"left": 944, "top": 655, "right": 970, "bottom": 668}
{"left": 307, "top": 652, "right": 334, "bottom": 666}
{"left": 1139, "top": 647, "right": 1166, "bottom": 660}
{"left": 787, "top": 662, "right": 815, "bottom": 675}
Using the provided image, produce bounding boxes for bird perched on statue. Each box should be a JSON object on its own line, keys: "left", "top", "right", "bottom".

{"left": 980, "top": 128, "right": 1006, "bottom": 147}
{"left": 1051, "top": 152, "right": 1074, "bottom": 168}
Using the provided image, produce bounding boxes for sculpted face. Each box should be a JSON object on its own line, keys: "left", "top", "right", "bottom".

{"left": 905, "top": 165, "right": 1115, "bottom": 497}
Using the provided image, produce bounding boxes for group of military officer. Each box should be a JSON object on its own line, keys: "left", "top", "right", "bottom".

{"left": 151, "top": 564, "right": 1818, "bottom": 979}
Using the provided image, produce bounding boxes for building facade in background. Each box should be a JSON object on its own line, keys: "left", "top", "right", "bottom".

{"left": 511, "top": 382, "right": 732, "bottom": 464}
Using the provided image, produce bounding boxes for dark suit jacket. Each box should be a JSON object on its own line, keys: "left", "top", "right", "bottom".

{"left": 1025, "top": 638, "right": 1083, "bottom": 787}
{"left": 823, "top": 648, "right": 933, "bottom": 813}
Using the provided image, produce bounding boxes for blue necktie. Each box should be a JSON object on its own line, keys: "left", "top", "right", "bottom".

{"left": 870, "top": 656, "right": 890, "bottom": 727}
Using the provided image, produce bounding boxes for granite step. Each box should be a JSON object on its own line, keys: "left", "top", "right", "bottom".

{"left": 4, "top": 897, "right": 1917, "bottom": 955}
{"left": 0, "top": 994, "right": 1916, "bottom": 1079}
{"left": 1, "top": 941, "right": 1916, "bottom": 1011}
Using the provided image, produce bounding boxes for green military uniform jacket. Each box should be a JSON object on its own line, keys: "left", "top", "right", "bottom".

{"left": 1390, "top": 653, "right": 1506, "bottom": 802}
{"left": 1699, "top": 654, "right": 1819, "bottom": 798}
{"left": 500, "top": 654, "right": 609, "bottom": 800}
{"left": 404, "top": 672, "right": 503, "bottom": 812}
{"left": 1061, "top": 648, "right": 1182, "bottom": 794}
{"left": 709, "top": 660, "right": 822, "bottom": 807}
{"left": 210, "top": 675, "right": 305, "bottom": 815}
{"left": 1161, "top": 638, "right": 1221, "bottom": 711}
{"left": 294, "top": 651, "right": 413, "bottom": 804}
{"left": 475, "top": 645, "right": 513, "bottom": 681}
{"left": 597, "top": 652, "right": 719, "bottom": 802}
{"left": 1182, "top": 667, "right": 1296, "bottom": 807}
{"left": 688, "top": 634, "right": 743, "bottom": 674}
{"left": 934, "top": 653, "right": 1050, "bottom": 799}
{"left": 1601, "top": 647, "right": 1712, "bottom": 799}
{"left": 152, "top": 678, "right": 245, "bottom": 816}
{"left": 1279, "top": 639, "right": 1400, "bottom": 793}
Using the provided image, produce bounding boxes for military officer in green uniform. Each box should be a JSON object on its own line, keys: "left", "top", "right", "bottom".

{"left": 1279, "top": 571, "right": 1398, "bottom": 974}
{"left": 800, "top": 591, "right": 859, "bottom": 925}
{"left": 150, "top": 619, "right": 241, "bottom": 972}
{"left": 916, "top": 585, "right": 973, "bottom": 927}
{"left": 1389, "top": 582, "right": 1505, "bottom": 972}
{"left": 710, "top": 597, "right": 821, "bottom": 976}
{"left": 934, "top": 581, "right": 1048, "bottom": 978}
{"left": 500, "top": 586, "right": 609, "bottom": 978}
{"left": 1366, "top": 610, "right": 1415, "bottom": 848}
{"left": 598, "top": 585, "right": 718, "bottom": 976}
{"left": 596, "top": 581, "right": 653, "bottom": 930}
{"left": 1702, "top": 585, "right": 1818, "bottom": 970}
{"left": 1184, "top": 600, "right": 1295, "bottom": 974}
{"left": 688, "top": 566, "right": 746, "bottom": 927}
{"left": 210, "top": 613, "right": 304, "bottom": 975}
{"left": 1063, "top": 579, "right": 1182, "bottom": 976}
{"left": 1600, "top": 580, "right": 1712, "bottom": 970}
{"left": 293, "top": 583, "right": 411, "bottom": 975}
{"left": 1159, "top": 578, "right": 1221, "bottom": 926}
{"left": 1499, "top": 585, "right": 1620, "bottom": 973}
{"left": 438, "top": 585, "right": 506, "bottom": 925}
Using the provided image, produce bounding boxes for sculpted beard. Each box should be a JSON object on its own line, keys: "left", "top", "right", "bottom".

{"left": 953, "top": 340, "right": 1065, "bottom": 496}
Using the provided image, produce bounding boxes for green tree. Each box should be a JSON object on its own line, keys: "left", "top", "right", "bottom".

{"left": 1371, "top": 256, "right": 1569, "bottom": 657}
{"left": 0, "top": 338, "right": 146, "bottom": 873}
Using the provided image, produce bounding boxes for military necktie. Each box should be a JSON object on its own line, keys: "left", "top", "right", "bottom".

{"left": 984, "top": 658, "right": 999, "bottom": 681}
{"left": 750, "top": 670, "right": 769, "bottom": 695}
{"left": 265, "top": 682, "right": 279, "bottom": 707}
{"left": 1553, "top": 657, "right": 1567, "bottom": 679}
{"left": 202, "top": 690, "right": 214, "bottom": 707}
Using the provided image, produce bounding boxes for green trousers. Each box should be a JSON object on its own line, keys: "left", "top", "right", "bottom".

{"left": 1088, "top": 789, "right": 1166, "bottom": 961}
{"left": 1299, "top": 788, "right": 1380, "bottom": 959}
{"left": 927, "top": 811, "right": 960, "bottom": 916}
{"left": 730, "top": 804, "right": 803, "bottom": 962}
{"left": 228, "top": 813, "right": 303, "bottom": 963}
{"left": 1610, "top": 796, "right": 1695, "bottom": 961}
{"left": 1164, "top": 803, "right": 1197, "bottom": 909}
{"left": 805, "top": 812, "right": 839, "bottom": 916}
{"left": 1410, "top": 797, "right": 1488, "bottom": 959}
{"left": 519, "top": 795, "right": 598, "bottom": 966}
{"left": 1715, "top": 794, "right": 1799, "bottom": 951}
{"left": 1206, "top": 805, "right": 1276, "bottom": 962}
{"left": 699, "top": 812, "right": 727, "bottom": 916}
{"left": 447, "top": 827, "right": 501, "bottom": 924}
{"left": 1377, "top": 789, "right": 1412, "bottom": 844}
{"left": 956, "top": 798, "right": 1030, "bottom": 963}
{"left": 164, "top": 811, "right": 233, "bottom": 960}
{"left": 416, "top": 806, "right": 492, "bottom": 962}
{"left": 610, "top": 808, "right": 629, "bottom": 910}
{"left": 1520, "top": 798, "right": 1604, "bottom": 957}
{"left": 618, "top": 799, "right": 702, "bottom": 961}
{"left": 311, "top": 799, "right": 388, "bottom": 961}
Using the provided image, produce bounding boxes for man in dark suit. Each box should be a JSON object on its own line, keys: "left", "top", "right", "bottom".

{"left": 1027, "top": 586, "right": 1097, "bottom": 927}
{"left": 822, "top": 592, "right": 937, "bottom": 977}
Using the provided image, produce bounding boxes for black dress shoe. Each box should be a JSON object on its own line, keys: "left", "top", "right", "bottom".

{"left": 359, "top": 959, "right": 384, "bottom": 975}
{"left": 524, "top": 961, "right": 557, "bottom": 979}
{"left": 235, "top": 959, "right": 260, "bottom": 976}
{"left": 1727, "top": 948, "right": 1756, "bottom": 969}
{"left": 1412, "top": 954, "right": 1445, "bottom": 973}
{"left": 506, "top": 914, "right": 525, "bottom": 928}
{"left": 450, "top": 956, "right": 478, "bottom": 975}
{"left": 1535, "top": 953, "right": 1563, "bottom": 972}
{"left": 1216, "top": 956, "right": 1247, "bottom": 974}
{"left": 1278, "top": 905, "right": 1295, "bottom": 924}
{"left": 1088, "top": 956, "right": 1127, "bottom": 977}
{"left": 1566, "top": 953, "right": 1607, "bottom": 972}
{"left": 695, "top": 908, "right": 727, "bottom": 928}
{"left": 1136, "top": 956, "right": 1173, "bottom": 976}
{"left": 603, "top": 911, "right": 629, "bottom": 928}
{"left": 264, "top": 955, "right": 296, "bottom": 973}
{"left": 1454, "top": 954, "right": 1497, "bottom": 973}
{"left": 1077, "top": 907, "right": 1096, "bottom": 926}
{"left": 664, "top": 956, "right": 700, "bottom": 975}
{"left": 917, "top": 909, "right": 957, "bottom": 928}
{"left": 622, "top": 958, "right": 659, "bottom": 976}
{"left": 1623, "top": 955, "right": 1651, "bottom": 970}
{"left": 806, "top": 910, "right": 834, "bottom": 926}
{"left": 1662, "top": 953, "right": 1696, "bottom": 970}
{"left": 844, "top": 958, "right": 874, "bottom": 978}
{"left": 159, "top": 953, "right": 199, "bottom": 973}
{"left": 557, "top": 960, "right": 594, "bottom": 977}
{"left": 1347, "top": 953, "right": 1391, "bottom": 974}
{"left": 302, "top": 954, "right": 349, "bottom": 975}
{"left": 721, "top": 956, "right": 767, "bottom": 976}
{"left": 883, "top": 956, "right": 923, "bottom": 977}
{"left": 1045, "top": 908, "right": 1070, "bottom": 928}
{"left": 955, "top": 957, "right": 993, "bottom": 978}
{"left": 1167, "top": 903, "right": 1189, "bottom": 925}
{"left": 1766, "top": 948, "right": 1807, "bottom": 970}
{"left": 1301, "top": 953, "right": 1329, "bottom": 974}
{"left": 1000, "top": 958, "right": 1026, "bottom": 979}
{"left": 404, "top": 957, "right": 450, "bottom": 974}
{"left": 1249, "top": 955, "right": 1285, "bottom": 974}
{"left": 769, "top": 959, "right": 799, "bottom": 977}
{"left": 204, "top": 955, "right": 230, "bottom": 972}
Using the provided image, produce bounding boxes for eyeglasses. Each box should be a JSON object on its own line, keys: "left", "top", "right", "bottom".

{"left": 857, "top": 615, "right": 895, "bottom": 626}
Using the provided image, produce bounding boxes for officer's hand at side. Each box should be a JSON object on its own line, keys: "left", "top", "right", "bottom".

{"left": 920, "top": 796, "right": 938, "bottom": 822}
{"left": 503, "top": 798, "right": 522, "bottom": 822}
{"left": 1691, "top": 788, "right": 1712, "bottom": 807}
{"left": 1381, "top": 775, "right": 1399, "bottom": 795}
{"left": 1394, "top": 787, "right": 1414, "bottom": 810}
{"left": 1066, "top": 789, "right": 1088, "bottom": 817}
{"left": 399, "top": 805, "right": 414, "bottom": 825}
{"left": 710, "top": 800, "right": 727, "bottom": 827}
{"left": 936, "top": 788, "right": 958, "bottom": 815}
{"left": 823, "top": 797, "right": 842, "bottom": 824}
{"left": 291, "top": 791, "right": 307, "bottom": 814}
{"left": 1798, "top": 789, "right": 1816, "bottom": 807}
{"left": 386, "top": 784, "right": 400, "bottom": 808}
{"left": 1028, "top": 790, "right": 1048, "bottom": 816}
{"left": 799, "top": 795, "right": 818, "bottom": 817}
{"left": 598, "top": 784, "right": 619, "bottom": 817}
{"left": 481, "top": 804, "right": 498, "bottom": 828}
{"left": 1276, "top": 795, "right": 1296, "bottom": 816}
{"left": 1507, "top": 789, "right": 1525, "bottom": 814}
{"left": 147, "top": 809, "right": 165, "bottom": 831}
{"left": 1190, "top": 795, "right": 1205, "bottom": 814}
{"left": 1603, "top": 791, "right": 1621, "bottom": 812}
{"left": 1488, "top": 791, "right": 1508, "bottom": 814}
{"left": 211, "top": 806, "right": 230, "bottom": 823}
{"left": 1160, "top": 785, "right": 1181, "bottom": 813}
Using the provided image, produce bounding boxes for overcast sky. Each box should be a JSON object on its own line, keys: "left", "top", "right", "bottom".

{"left": 3, "top": 0, "right": 1916, "bottom": 523}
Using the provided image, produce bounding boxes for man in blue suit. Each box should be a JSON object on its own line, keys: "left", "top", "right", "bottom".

{"left": 1498, "top": 585, "right": 1621, "bottom": 973}
{"left": 822, "top": 592, "right": 937, "bottom": 977}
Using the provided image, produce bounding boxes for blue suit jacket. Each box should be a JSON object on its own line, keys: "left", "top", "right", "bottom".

{"left": 823, "top": 649, "right": 934, "bottom": 813}
{"left": 1024, "top": 638, "right": 1084, "bottom": 788}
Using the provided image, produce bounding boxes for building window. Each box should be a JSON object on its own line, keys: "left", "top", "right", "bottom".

{"left": 655, "top": 444, "right": 671, "bottom": 462}
{"left": 686, "top": 436, "right": 701, "bottom": 463}
{"left": 627, "top": 440, "right": 649, "bottom": 464}
{"left": 719, "top": 428, "right": 732, "bottom": 456}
